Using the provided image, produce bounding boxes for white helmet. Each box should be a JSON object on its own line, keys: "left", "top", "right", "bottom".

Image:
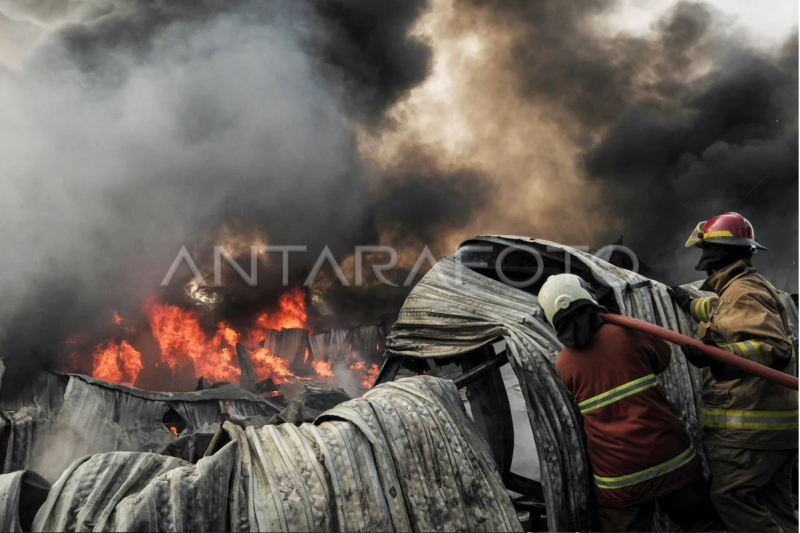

{"left": 538, "top": 273, "right": 598, "bottom": 327}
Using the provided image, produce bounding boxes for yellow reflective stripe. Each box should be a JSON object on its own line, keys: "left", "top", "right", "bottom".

{"left": 578, "top": 374, "right": 658, "bottom": 414}
{"left": 704, "top": 230, "right": 734, "bottom": 239}
{"left": 692, "top": 298, "right": 709, "bottom": 322}
{"left": 699, "top": 408, "right": 799, "bottom": 430}
{"left": 736, "top": 341, "right": 764, "bottom": 365}
{"left": 594, "top": 447, "right": 696, "bottom": 490}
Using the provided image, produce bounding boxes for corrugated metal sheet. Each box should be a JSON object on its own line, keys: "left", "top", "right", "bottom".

{"left": 308, "top": 325, "right": 382, "bottom": 366}
{"left": 0, "top": 471, "right": 25, "bottom": 532}
{"left": 1, "top": 373, "right": 279, "bottom": 480}
{"left": 30, "top": 376, "right": 521, "bottom": 532}
{"left": 386, "top": 237, "right": 799, "bottom": 532}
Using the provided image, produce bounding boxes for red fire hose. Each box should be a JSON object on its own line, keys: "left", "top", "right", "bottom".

{"left": 601, "top": 314, "right": 799, "bottom": 391}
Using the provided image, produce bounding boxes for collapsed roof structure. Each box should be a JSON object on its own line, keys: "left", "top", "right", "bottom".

{"left": 0, "top": 236, "right": 795, "bottom": 531}
{"left": 0, "top": 376, "right": 521, "bottom": 532}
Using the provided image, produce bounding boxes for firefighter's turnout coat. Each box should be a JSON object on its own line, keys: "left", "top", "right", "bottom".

{"left": 690, "top": 260, "right": 798, "bottom": 450}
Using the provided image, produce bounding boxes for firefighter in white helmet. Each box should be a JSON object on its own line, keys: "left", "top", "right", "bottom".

{"left": 538, "top": 274, "right": 722, "bottom": 532}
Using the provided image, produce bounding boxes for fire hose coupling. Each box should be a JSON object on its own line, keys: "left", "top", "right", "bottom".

{"left": 601, "top": 314, "right": 799, "bottom": 391}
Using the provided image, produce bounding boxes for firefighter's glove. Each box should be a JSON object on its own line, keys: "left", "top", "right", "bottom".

{"left": 681, "top": 342, "right": 744, "bottom": 380}
{"left": 680, "top": 343, "right": 716, "bottom": 368}
{"left": 667, "top": 286, "right": 692, "bottom": 313}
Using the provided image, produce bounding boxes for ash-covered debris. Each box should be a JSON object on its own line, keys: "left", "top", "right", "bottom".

{"left": 270, "top": 385, "right": 352, "bottom": 425}
{"left": 0, "top": 376, "right": 521, "bottom": 532}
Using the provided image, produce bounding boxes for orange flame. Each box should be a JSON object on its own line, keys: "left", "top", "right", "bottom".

{"left": 365, "top": 364, "right": 379, "bottom": 389}
{"left": 84, "top": 287, "right": 310, "bottom": 388}
{"left": 141, "top": 289, "right": 308, "bottom": 385}
{"left": 349, "top": 360, "right": 380, "bottom": 389}
{"left": 92, "top": 340, "right": 142, "bottom": 386}
{"left": 169, "top": 426, "right": 178, "bottom": 436}
{"left": 312, "top": 359, "right": 334, "bottom": 378}
{"left": 248, "top": 347, "right": 296, "bottom": 385}
{"left": 145, "top": 298, "right": 240, "bottom": 383}
{"left": 252, "top": 287, "right": 308, "bottom": 335}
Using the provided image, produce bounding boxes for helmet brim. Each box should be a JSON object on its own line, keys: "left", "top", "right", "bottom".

{"left": 702, "top": 237, "right": 767, "bottom": 250}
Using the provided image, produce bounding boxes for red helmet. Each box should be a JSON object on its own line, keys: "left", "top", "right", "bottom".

{"left": 685, "top": 212, "right": 766, "bottom": 250}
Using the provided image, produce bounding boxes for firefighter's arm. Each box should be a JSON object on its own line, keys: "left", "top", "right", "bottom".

{"left": 714, "top": 293, "right": 793, "bottom": 369}
{"left": 688, "top": 296, "right": 718, "bottom": 323}
{"left": 646, "top": 335, "right": 672, "bottom": 374}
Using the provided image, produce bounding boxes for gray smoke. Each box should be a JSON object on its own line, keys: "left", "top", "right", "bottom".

{"left": 0, "top": 0, "right": 443, "bottom": 382}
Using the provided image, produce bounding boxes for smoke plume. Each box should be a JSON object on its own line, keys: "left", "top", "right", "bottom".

{"left": 0, "top": 0, "right": 446, "bottom": 383}
{"left": 364, "top": 0, "right": 796, "bottom": 286}
{"left": 0, "top": 0, "right": 796, "bottom": 385}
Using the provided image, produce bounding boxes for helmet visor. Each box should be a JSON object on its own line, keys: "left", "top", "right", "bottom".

{"left": 684, "top": 221, "right": 706, "bottom": 248}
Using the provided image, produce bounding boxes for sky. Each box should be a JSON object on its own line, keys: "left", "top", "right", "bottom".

{"left": 606, "top": 0, "right": 797, "bottom": 45}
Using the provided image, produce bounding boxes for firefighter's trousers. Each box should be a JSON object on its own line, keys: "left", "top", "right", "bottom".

{"left": 709, "top": 446, "right": 798, "bottom": 532}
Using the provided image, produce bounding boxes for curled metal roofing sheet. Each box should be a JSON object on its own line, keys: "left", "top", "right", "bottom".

{"left": 386, "top": 238, "right": 797, "bottom": 532}
{"left": 1, "top": 373, "right": 279, "bottom": 480}
{"left": 30, "top": 376, "right": 521, "bottom": 532}
{"left": 0, "top": 471, "right": 25, "bottom": 532}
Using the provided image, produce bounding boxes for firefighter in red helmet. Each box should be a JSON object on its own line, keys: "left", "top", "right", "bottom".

{"left": 668, "top": 212, "right": 798, "bottom": 532}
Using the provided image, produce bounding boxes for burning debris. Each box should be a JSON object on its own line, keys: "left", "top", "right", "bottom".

{"left": 55, "top": 283, "right": 384, "bottom": 399}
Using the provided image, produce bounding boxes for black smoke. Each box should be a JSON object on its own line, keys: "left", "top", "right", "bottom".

{"left": 457, "top": 0, "right": 798, "bottom": 289}
{"left": 585, "top": 39, "right": 798, "bottom": 286}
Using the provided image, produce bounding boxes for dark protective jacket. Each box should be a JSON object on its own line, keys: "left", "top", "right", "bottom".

{"left": 690, "top": 260, "right": 798, "bottom": 450}
{"left": 556, "top": 324, "right": 702, "bottom": 508}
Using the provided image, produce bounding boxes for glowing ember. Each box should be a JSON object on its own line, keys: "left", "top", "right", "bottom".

{"left": 312, "top": 359, "right": 334, "bottom": 378}
{"left": 169, "top": 426, "right": 178, "bottom": 436}
{"left": 92, "top": 340, "right": 142, "bottom": 386}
